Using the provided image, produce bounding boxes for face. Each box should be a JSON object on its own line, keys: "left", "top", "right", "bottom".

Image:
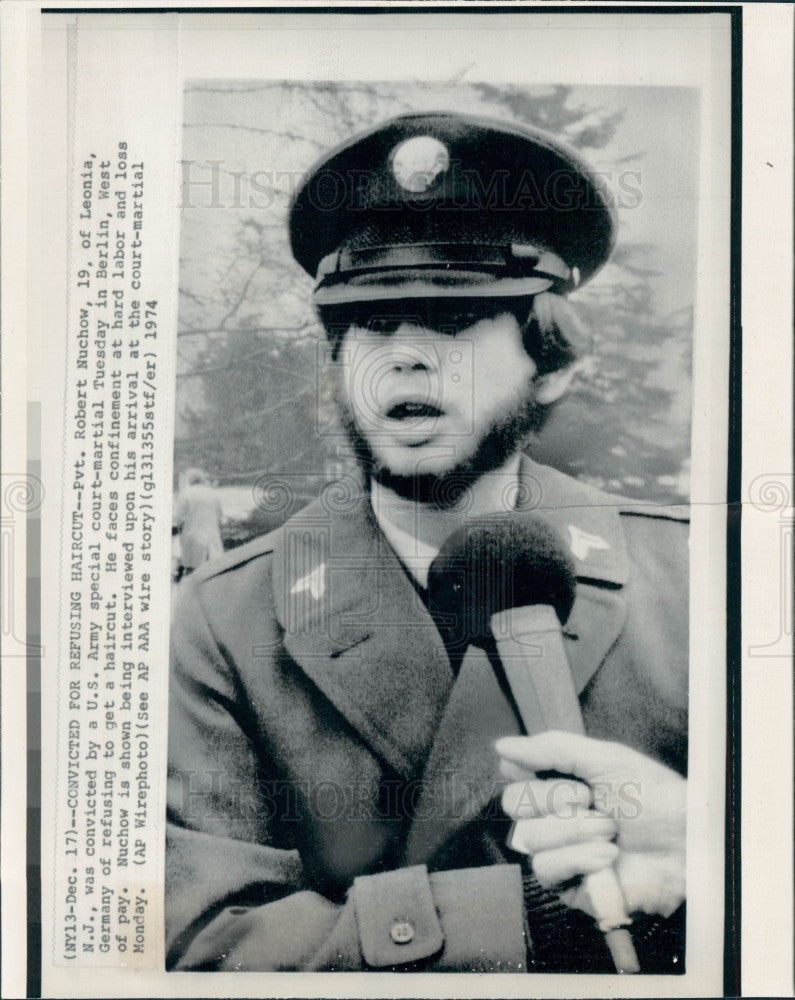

{"left": 334, "top": 310, "right": 545, "bottom": 503}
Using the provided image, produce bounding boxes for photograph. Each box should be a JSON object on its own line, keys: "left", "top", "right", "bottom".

{"left": 167, "top": 75, "right": 696, "bottom": 974}
{"left": 16, "top": 6, "right": 783, "bottom": 998}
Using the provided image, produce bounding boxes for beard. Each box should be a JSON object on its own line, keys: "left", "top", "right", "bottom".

{"left": 334, "top": 372, "right": 552, "bottom": 508}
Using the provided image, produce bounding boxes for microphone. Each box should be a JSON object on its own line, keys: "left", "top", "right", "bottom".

{"left": 427, "top": 515, "right": 640, "bottom": 974}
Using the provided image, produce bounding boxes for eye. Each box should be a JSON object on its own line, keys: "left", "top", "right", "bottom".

{"left": 366, "top": 317, "right": 403, "bottom": 336}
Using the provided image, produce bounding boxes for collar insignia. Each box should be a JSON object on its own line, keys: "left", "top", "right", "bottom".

{"left": 568, "top": 524, "right": 610, "bottom": 562}
{"left": 290, "top": 563, "right": 326, "bottom": 601}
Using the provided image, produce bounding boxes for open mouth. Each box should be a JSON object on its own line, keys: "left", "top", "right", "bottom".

{"left": 385, "top": 401, "right": 444, "bottom": 421}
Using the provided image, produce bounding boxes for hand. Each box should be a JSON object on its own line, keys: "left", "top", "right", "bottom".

{"left": 496, "top": 731, "right": 686, "bottom": 920}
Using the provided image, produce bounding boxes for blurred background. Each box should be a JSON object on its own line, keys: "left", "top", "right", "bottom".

{"left": 175, "top": 81, "right": 698, "bottom": 550}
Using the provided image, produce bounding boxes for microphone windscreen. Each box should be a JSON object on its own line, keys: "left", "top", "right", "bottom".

{"left": 427, "top": 514, "right": 576, "bottom": 646}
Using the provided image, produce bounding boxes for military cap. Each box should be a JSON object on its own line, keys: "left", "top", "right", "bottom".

{"left": 289, "top": 111, "right": 616, "bottom": 306}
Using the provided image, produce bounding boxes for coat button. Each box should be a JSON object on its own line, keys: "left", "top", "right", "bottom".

{"left": 390, "top": 920, "right": 415, "bottom": 945}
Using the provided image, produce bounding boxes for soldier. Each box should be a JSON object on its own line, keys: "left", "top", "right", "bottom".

{"left": 166, "top": 112, "right": 688, "bottom": 973}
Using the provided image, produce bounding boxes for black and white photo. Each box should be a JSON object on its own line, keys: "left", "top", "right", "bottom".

{"left": 14, "top": 6, "right": 781, "bottom": 998}
{"left": 167, "top": 79, "right": 696, "bottom": 975}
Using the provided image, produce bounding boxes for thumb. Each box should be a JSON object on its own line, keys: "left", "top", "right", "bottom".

{"left": 495, "top": 731, "right": 630, "bottom": 783}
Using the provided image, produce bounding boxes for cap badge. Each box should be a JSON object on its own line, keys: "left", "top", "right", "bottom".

{"left": 391, "top": 135, "right": 450, "bottom": 193}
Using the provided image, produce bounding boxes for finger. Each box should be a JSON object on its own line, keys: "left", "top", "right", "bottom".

{"left": 501, "top": 778, "right": 591, "bottom": 819}
{"left": 532, "top": 841, "right": 619, "bottom": 888}
{"left": 614, "top": 851, "right": 686, "bottom": 918}
{"left": 510, "top": 813, "right": 618, "bottom": 854}
{"left": 495, "top": 731, "right": 630, "bottom": 783}
{"left": 498, "top": 758, "right": 536, "bottom": 783}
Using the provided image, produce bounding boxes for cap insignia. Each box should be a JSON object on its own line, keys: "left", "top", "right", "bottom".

{"left": 391, "top": 135, "right": 450, "bottom": 194}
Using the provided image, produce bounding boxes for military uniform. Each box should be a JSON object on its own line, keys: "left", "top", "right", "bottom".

{"left": 166, "top": 112, "right": 689, "bottom": 972}
{"left": 166, "top": 456, "right": 687, "bottom": 971}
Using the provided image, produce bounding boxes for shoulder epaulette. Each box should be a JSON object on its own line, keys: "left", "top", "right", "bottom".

{"left": 617, "top": 501, "right": 690, "bottom": 523}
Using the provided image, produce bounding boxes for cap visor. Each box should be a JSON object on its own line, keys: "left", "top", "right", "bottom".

{"left": 313, "top": 273, "right": 555, "bottom": 306}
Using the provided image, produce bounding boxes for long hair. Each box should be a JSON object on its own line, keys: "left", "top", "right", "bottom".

{"left": 520, "top": 291, "right": 585, "bottom": 375}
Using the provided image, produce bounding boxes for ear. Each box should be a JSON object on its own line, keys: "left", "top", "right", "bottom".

{"left": 533, "top": 361, "right": 579, "bottom": 404}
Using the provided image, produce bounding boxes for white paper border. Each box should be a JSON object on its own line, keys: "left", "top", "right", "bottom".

{"left": 0, "top": 2, "right": 791, "bottom": 998}
{"left": 43, "top": 9, "right": 728, "bottom": 997}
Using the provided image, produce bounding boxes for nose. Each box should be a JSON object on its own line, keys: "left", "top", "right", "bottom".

{"left": 386, "top": 325, "right": 439, "bottom": 374}
{"left": 392, "top": 357, "right": 429, "bottom": 374}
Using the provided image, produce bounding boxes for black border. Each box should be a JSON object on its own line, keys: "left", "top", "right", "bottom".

{"left": 42, "top": 4, "right": 742, "bottom": 14}
{"left": 724, "top": 8, "right": 743, "bottom": 998}
{"left": 28, "top": 5, "right": 744, "bottom": 998}
{"left": 26, "top": 413, "right": 43, "bottom": 1000}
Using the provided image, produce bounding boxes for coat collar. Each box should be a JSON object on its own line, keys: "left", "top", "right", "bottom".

{"left": 515, "top": 455, "right": 629, "bottom": 585}
{"left": 269, "top": 458, "right": 629, "bottom": 780}
{"left": 514, "top": 457, "right": 629, "bottom": 694}
{"left": 270, "top": 486, "right": 454, "bottom": 780}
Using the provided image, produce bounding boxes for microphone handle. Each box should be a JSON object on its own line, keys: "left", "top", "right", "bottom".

{"left": 491, "top": 604, "right": 585, "bottom": 736}
{"left": 491, "top": 605, "right": 640, "bottom": 974}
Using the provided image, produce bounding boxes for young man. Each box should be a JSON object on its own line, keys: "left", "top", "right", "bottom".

{"left": 166, "top": 112, "right": 688, "bottom": 973}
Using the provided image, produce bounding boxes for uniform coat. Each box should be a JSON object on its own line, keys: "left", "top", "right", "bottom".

{"left": 166, "top": 457, "right": 688, "bottom": 972}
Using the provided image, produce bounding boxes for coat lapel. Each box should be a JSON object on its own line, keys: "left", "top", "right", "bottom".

{"left": 515, "top": 456, "right": 630, "bottom": 694}
{"left": 270, "top": 459, "right": 631, "bottom": 841}
{"left": 270, "top": 488, "right": 454, "bottom": 781}
{"left": 403, "top": 644, "right": 521, "bottom": 866}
